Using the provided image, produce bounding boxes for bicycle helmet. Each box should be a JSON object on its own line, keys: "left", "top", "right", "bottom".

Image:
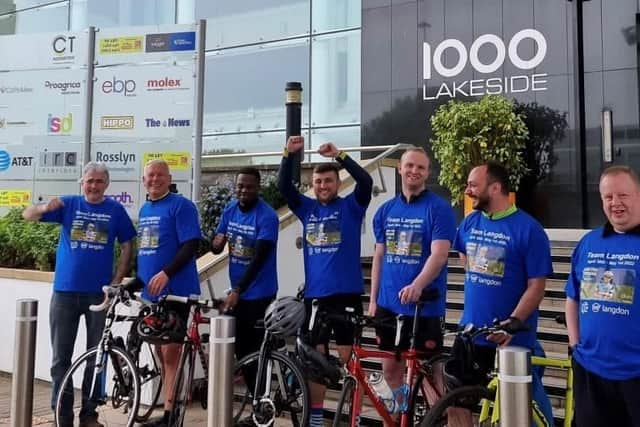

{"left": 263, "top": 296, "right": 305, "bottom": 337}
{"left": 295, "top": 339, "right": 342, "bottom": 387}
{"left": 442, "top": 334, "right": 484, "bottom": 392}
{"left": 136, "top": 309, "right": 186, "bottom": 345}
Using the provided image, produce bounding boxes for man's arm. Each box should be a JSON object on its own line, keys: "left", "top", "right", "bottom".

{"left": 399, "top": 239, "right": 451, "bottom": 303}
{"left": 336, "top": 153, "right": 373, "bottom": 207}
{"left": 22, "top": 198, "right": 64, "bottom": 221}
{"left": 510, "top": 277, "right": 546, "bottom": 322}
{"left": 277, "top": 136, "right": 304, "bottom": 209}
{"left": 112, "top": 240, "right": 133, "bottom": 284}
{"left": 368, "top": 243, "right": 385, "bottom": 316}
{"left": 211, "top": 233, "right": 228, "bottom": 254}
{"left": 565, "top": 297, "right": 580, "bottom": 347}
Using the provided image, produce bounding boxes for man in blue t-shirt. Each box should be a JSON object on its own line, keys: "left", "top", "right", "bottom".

{"left": 137, "top": 159, "right": 201, "bottom": 427}
{"left": 277, "top": 135, "right": 373, "bottom": 427}
{"left": 454, "top": 162, "right": 553, "bottom": 426}
{"left": 212, "top": 167, "right": 279, "bottom": 362}
{"left": 22, "top": 162, "right": 136, "bottom": 427}
{"left": 566, "top": 165, "right": 640, "bottom": 427}
{"left": 371, "top": 147, "right": 456, "bottom": 412}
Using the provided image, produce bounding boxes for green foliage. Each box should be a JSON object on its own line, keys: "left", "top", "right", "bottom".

{"left": 430, "top": 95, "right": 529, "bottom": 205}
{"left": 0, "top": 208, "right": 59, "bottom": 270}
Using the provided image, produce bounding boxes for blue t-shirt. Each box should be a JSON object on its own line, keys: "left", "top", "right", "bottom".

{"left": 137, "top": 193, "right": 201, "bottom": 301}
{"left": 565, "top": 226, "right": 640, "bottom": 380}
{"left": 454, "top": 209, "right": 552, "bottom": 349}
{"left": 216, "top": 199, "right": 279, "bottom": 300}
{"left": 42, "top": 195, "right": 136, "bottom": 293}
{"left": 292, "top": 193, "right": 366, "bottom": 298}
{"left": 373, "top": 191, "right": 456, "bottom": 316}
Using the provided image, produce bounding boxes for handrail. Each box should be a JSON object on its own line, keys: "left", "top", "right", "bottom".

{"left": 201, "top": 144, "right": 406, "bottom": 160}
{"left": 197, "top": 143, "right": 412, "bottom": 283}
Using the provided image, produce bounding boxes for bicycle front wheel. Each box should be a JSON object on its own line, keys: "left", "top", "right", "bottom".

{"left": 54, "top": 346, "right": 140, "bottom": 427}
{"left": 332, "top": 376, "right": 357, "bottom": 427}
{"left": 233, "top": 351, "right": 310, "bottom": 427}
{"left": 134, "top": 341, "right": 163, "bottom": 422}
{"left": 420, "top": 385, "right": 493, "bottom": 427}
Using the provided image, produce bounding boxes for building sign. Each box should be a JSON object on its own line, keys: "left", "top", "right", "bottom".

{"left": 422, "top": 29, "right": 548, "bottom": 101}
{"left": 145, "top": 32, "right": 196, "bottom": 52}
{"left": 0, "top": 190, "right": 31, "bottom": 207}
{"left": 143, "top": 151, "right": 190, "bottom": 171}
{"left": 99, "top": 36, "right": 144, "bottom": 54}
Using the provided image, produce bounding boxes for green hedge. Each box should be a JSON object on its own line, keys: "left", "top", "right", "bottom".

{"left": 0, "top": 209, "right": 59, "bottom": 271}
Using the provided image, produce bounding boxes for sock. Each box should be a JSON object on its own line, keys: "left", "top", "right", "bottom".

{"left": 392, "top": 383, "right": 409, "bottom": 412}
{"left": 310, "top": 405, "right": 324, "bottom": 427}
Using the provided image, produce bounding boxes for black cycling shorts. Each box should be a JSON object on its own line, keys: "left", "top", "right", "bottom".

{"left": 304, "top": 293, "right": 363, "bottom": 347}
{"left": 374, "top": 305, "right": 444, "bottom": 353}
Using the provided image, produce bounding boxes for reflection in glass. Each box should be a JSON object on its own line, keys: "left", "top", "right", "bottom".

{"left": 70, "top": 0, "right": 175, "bottom": 30}
{"left": 312, "top": 0, "right": 360, "bottom": 33}
{"left": 195, "top": 0, "right": 309, "bottom": 49}
{"left": 311, "top": 31, "right": 360, "bottom": 126}
{"left": 308, "top": 126, "right": 360, "bottom": 162}
{"left": 203, "top": 38, "right": 309, "bottom": 135}
{"left": 0, "top": 1, "right": 68, "bottom": 35}
{"left": 1, "top": 0, "right": 68, "bottom": 15}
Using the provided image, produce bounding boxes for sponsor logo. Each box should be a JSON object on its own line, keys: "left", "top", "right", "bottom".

{"left": 0, "top": 118, "right": 31, "bottom": 129}
{"left": 142, "top": 152, "right": 190, "bottom": 171}
{"left": 581, "top": 301, "right": 589, "bottom": 314}
{"left": 100, "top": 116, "right": 134, "bottom": 130}
{"left": 47, "top": 113, "right": 73, "bottom": 134}
{"left": 40, "top": 150, "right": 77, "bottom": 167}
{"left": 422, "top": 29, "right": 548, "bottom": 100}
{"left": 101, "top": 77, "right": 136, "bottom": 96}
{"left": 145, "top": 117, "right": 191, "bottom": 128}
{"left": 0, "top": 150, "right": 10, "bottom": 171}
{"left": 146, "top": 77, "right": 186, "bottom": 91}
{"left": 106, "top": 191, "right": 134, "bottom": 205}
{"left": 52, "top": 35, "right": 76, "bottom": 63}
{"left": 591, "top": 302, "right": 601, "bottom": 313}
{"left": 0, "top": 86, "right": 33, "bottom": 94}
{"left": 95, "top": 151, "right": 136, "bottom": 165}
{"left": 99, "top": 36, "right": 143, "bottom": 54}
{"left": 45, "top": 80, "right": 81, "bottom": 95}
{"left": 145, "top": 31, "right": 196, "bottom": 53}
{"left": 0, "top": 190, "right": 31, "bottom": 207}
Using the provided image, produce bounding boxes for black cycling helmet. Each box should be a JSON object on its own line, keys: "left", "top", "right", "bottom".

{"left": 295, "top": 339, "right": 342, "bottom": 387}
{"left": 136, "top": 310, "right": 186, "bottom": 345}
{"left": 443, "top": 333, "right": 484, "bottom": 391}
{"left": 264, "top": 296, "right": 305, "bottom": 337}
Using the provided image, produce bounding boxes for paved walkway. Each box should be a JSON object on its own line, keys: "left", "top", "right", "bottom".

{"left": 0, "top": 372, "right": 299, "bottom": 426}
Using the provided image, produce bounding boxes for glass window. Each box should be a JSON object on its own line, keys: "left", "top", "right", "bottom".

{"left": 0, "top": 1, "right": 68, "bottom": 35}
{"left": 310, "top": 31, "right": 360, "bottom": 127}
{"left": 203, "top": 38, "right": 310, "bottom": 135}
{"left": 202, "top": 129, "right": 310, "bottom": 166}
{"left": 70, "top": 0, "right": 175, "bottom": 30}
{"left": 1, "top": 0, "right": 68, "bottom": 15}
{"left": 312, "top": 0, "right": 360, "bottom": 33}
{"left": 195, "top": 0, "right": 309, "bottom": 49}
{"left": 308, "top": 125, "right": 360, "bottom": 162}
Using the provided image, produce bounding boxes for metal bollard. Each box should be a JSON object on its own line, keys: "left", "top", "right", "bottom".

{"left": 208, "top": 315, "right": 235, "bottom": 427}
{"left": 498, "top": 346, "right": 532, "bottom": 427}
{"left": 11, "top": 299, "right": 38, "bottom": 427}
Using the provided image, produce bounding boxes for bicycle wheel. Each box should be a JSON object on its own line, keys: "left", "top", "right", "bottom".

{"left": 233, "top": 351, "right": 310, "bottom": 427}
{"left": 169, "top": 345, "right": 195, "bottom": 427}
{"left": 54, "top": 346, "right": 140, "bottom": 427}
{"left": 419, "top": 385, "right": 494, "bottom": 427}
{"left": 134, "top": 341, "right": 163, "bottom": 422}
{"left": 332, "top": 376, "right": 357, "bottom": 427}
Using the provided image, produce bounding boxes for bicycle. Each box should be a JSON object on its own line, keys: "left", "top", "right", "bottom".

{"left": 331, "top": 289, "right": 448, "bottom": 427}
{"left": 232, "top": 295, "right": 311, "bottom": 427}
{"left": 54, "top": 282, "right": 162, "bottom": 427}
{"left": 420, "top": 317, "right": 574, "bottom": 427}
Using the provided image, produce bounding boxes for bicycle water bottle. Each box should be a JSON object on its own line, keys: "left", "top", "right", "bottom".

{"left": 369, "top": 372, "right": 395, "bottom": 413}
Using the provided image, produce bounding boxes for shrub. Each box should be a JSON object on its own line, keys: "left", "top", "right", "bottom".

{"left": 0, "top": 208, "right": 59, "bottom": 270}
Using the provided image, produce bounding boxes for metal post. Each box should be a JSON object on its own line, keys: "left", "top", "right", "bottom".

{"left": 498, "top": 346, "right": 532, "bottom": 427}
{"left": 192, "top": 19, "right": 206, "bottom": 203}
{"left": 208, "top": 315, "right": 235, "bottom": 427}
{"left": 11, "top": 299, "right": 38, "bottom": 427}
{"left": 83, "top": 27, "right": 96, "bottom": 165}
{"left": 285, "top": 82, "right": 303, "bottom": 185}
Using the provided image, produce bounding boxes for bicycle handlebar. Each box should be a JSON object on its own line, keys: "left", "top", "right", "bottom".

{"left": 89, "top": 283, "right": 132, "bottom": 312}
{"left": 161, "top": 293, "right": 225, "bottom": 311}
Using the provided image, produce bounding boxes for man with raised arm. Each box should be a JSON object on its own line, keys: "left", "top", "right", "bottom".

{"left": 566, "top": 165, "right": 640, "bottom": 427}
{"left": 23, "top": 162, "right": 136, "bottom": 427}
{"left": 454, "top": 161, "right": 553, "bottom": 425}
{"left": 370, "top": 148, "right": 455, "bottom": 420}
{"left": 211, "top": 167, "right": 279, "bottom": 361}
{"left": 277, "top": 135, "right": 373, "bottom": 427}
{"left": 137, "top": 159, "right": 201, "bottom": 427}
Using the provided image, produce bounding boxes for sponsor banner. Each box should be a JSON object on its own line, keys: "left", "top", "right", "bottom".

{"left": 35, "top": 143, "right": 83, "bottom": 180}
{"left": 0, "top": 145, "right": 35, "bottom": 180}
{"left": 0, "top": 189, "right": 31, "bottom": 207}
{"left": 0, "top": 31, "right": 88, "bottom": 70}
{"left": 92, "top": 65, "right": 194, "bottom": 138}
{"left": 143, "top": 151, "right": 190, "bottom": 171}
{"left": 91, "top": 146, "right": 140, "bottom": 180}
{"left": 95, "top": 24, "right": 197, "bottom": 66}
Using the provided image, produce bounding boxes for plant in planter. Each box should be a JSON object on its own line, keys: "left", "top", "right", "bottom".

{"left": 430, "top": 95, "right": 529, "bottom": 206}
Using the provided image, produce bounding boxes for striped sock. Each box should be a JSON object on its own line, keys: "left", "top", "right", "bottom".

{"left": 310, "top": 406, "right": 324, "bottom": 427}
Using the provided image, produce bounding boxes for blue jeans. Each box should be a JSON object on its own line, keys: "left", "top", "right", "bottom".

{"left": 50, "top": 291, "right": 106, "bottom": 423}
